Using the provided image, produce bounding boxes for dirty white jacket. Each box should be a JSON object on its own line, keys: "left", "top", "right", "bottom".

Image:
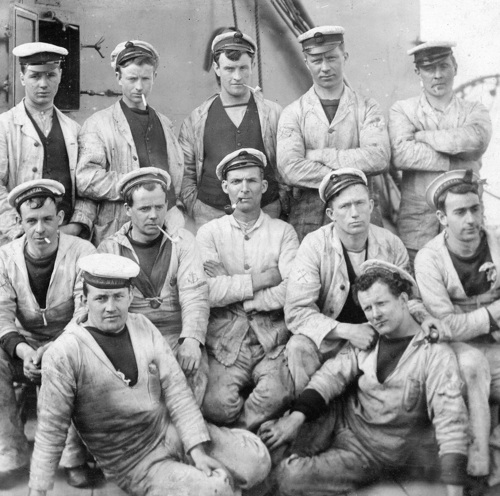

{"left": 76, "top": 101, "right": 184, "bottom": 245}
{"left": 0, "top": 100, "right": 95, "bottom": 244}
{"left": 178, "top": 89, "right": 283, "bottom": 216}
{"left": 0, "top": 233, "right": 95, "bottom": 346}
{"left": 196, "top": 211, "right": 299, "bottom": 366}
{"left": 390, "top": 93, "right": 491, "bottom": 251}
{"left": 415, "top": 229, "right": 500, "bottom": 341}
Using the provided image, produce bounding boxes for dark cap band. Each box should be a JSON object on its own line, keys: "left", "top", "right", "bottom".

{"left": 19, "top": 52, "right": 64, "bottom": 66}
{"left": 222, "top": 152, "right": 264, "bottom": 179}
{"left": 212, "top": 31, "right": 255, "bottom": 54}
{"left": 116, "top": 41, "right": 155, "bottom": 67}
{"left": 83, "top": 272, "right": 132, "bottom": 289}
{"left": 434, "top": 169, "right": 478, "bottom": 207}
{"left": 302, "top": 32, "right": 344, "bottom": 53}
{"left": 121, "top": 174, "right": 168, "bottom": 198}
{"left": 414, "top": 47, "right": 453, "bottom": 67}
{"left": 14, "top": 186, "right": 58, "bottom": 209}
{"left": 323, "top": 174, "right": 366, "bottom": 203}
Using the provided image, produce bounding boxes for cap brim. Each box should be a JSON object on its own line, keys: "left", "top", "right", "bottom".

{"left": 304, "top": 43, "right": 342, "bottom": 55}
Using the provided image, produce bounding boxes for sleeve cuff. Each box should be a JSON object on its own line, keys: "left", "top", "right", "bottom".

{"left": 440, "top": 453, "right": 468, "bottom": 486}
{"left": 0, "top": 332, "right": 28, "bottom": 359}
{"left": 291, "top": 388, "right": 327, "bottom": 421}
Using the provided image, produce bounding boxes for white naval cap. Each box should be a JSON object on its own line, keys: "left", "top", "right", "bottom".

{"left": 211, "top": 30, "right": 256, "bottom": 55}
{"left": 79, "top": 254, "right": 140, "bottom": 289}
{"left": 408, "top": 41, "right": 456, "bottom": 67}
{"left": 118, "top": 167, "right": 172, "bottom": 199}
{"left": 13, "top": 42, "right": 67, "bottom": 71}
{"left": 298, "top": 26, "right": 345, "bottom": 54}
{"left": 318, "top": 168, "right": 367, "bottom": 203}
{"left": 215, "top": 148, "right": 267, "bottom": 181}
{"left": 359, "top": 259, "right": 418, "bottom": 297}
{"left": 8, "top": 179, "right": 65, "bottom": 209}
{"left": 110, "top": 40, "right": 159, "bottom": 70}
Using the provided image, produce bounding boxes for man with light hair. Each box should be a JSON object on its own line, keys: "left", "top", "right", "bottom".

{"left": 277, "top": 26, "right": 390, "bottom": 241}
{"left": 390, "top": 41, "right": 491, "bottom": 263}
{"left": 76, "top": 40, "right": 184, "bottom": 246}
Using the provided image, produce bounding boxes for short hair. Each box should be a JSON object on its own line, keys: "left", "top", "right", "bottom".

{"left": 116, "top": 55, "right": 158, "bottom": 74}
{"left": 213, "top": 49, "right": 254, "bottom": 85}
{"left": 123, "top": 181, "right": 167, "bottom": 207}
{"left": 353, "top": 269, "right": 412, "bottom": 305}
{"left": 436, "top": 183, "right": 479, "bottom": 213}
{"left": 17, "top": 195, "right": 62, "bottom": 217}
{"left": 326, "top": 182, "right": 370, "bottom": 209}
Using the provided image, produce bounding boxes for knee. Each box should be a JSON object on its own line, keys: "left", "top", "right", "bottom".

{"left": 286, "top": 335, "right": 320, "bottom": 367}
{"left": 202, "top": 386, "right": 242, "bottom": 425}
{"left": 456, "top": 347, "right": 490, "bottom": 385}
{"left": 276, "top": 456, "right": 308, "bottom": 496}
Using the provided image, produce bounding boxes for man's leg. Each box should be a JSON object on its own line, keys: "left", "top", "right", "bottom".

{"left": 288, "top": 189, "right": 325, "bottom": 242}
{"left": 202, "top": 347, "right": 252, "bottom": 425}
{"left": 0, "top": 349, "right": 30, "bottom": 473}
{"left": 237, "top": 345, "right": 294, "bottom": 431}
{"left": 285, "top": 335, "right": 322, "bottom": 397}
{"left": 449, "top": 342, "right": 491, "bottom": 476}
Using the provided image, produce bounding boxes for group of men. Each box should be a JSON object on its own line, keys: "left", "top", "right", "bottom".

{"left": 0, "top": 21, "right": 497, "bottom": 496}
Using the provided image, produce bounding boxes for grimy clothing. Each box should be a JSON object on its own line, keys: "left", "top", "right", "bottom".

{"left": 29, "top": 313, "right": 271, "bottom": 495}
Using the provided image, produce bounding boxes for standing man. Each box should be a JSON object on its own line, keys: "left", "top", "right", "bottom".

{"left": 260, "top": 262, "right": 468, "bottom": 496}
{"left": 28, "top": 253, "right": 271, "bottom": 496}
{"left": 0, "top": 180, "right": 96, "bottom": 487}
{"left": 76, "top": 40, "right": 184, "bottom": 246}
{"left": 415, "top": 170, "right": 500, "bottom": 488}
{"left": 277, "top": 26, "right": 390, "bottom": 241}
{"left": 179, "top": 29, "right": 283, "bottom": 230}
{"left": 285, "top": 168, "right": 440, "bottom": 394}
{"left": 196, "top": 149, "right": 299, "bottom": 431}
{"left": 0, "top": 42, "right": 95, "bottom": 245}
{"left": 390, "top": 41, "right": 491, "bottom": 263}
{"left": 97, "top": 167, "right": 209, "bottom": 404}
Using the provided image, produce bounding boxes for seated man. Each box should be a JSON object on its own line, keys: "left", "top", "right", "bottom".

{"left": 97, "top": 167, "right": 209, "bottom": 403}
{"left": 260, "top": 261, "right": 468, "bottom": 496}
{"left": 415, "top": 169, "right": 500, "bottom": 487}
{"left": 0, "top": 180, "right": 96, "bottom": 487}
{"left": 285, "top": 168, "right": 439, "bottom": 394}
{"left": 28, "top": 254, "right": 271, "bottom": 496}
{"left": 196, "top": 148, "right": 299, "bottom": 430}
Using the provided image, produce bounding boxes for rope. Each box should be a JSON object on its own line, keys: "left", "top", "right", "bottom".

{"left": 231, "top": 0, "right": 238, "bottom": 29}
{"left": 484, "top": 186, "right": 500, "bottom": 202}
{"left": 254, "top": 0, "right": 263, "bottom": 90}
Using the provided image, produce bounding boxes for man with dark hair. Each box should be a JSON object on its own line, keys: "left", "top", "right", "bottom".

{"left": 0, "top": 179, "right": 96, "bottom": 487}
{"left": 277, "top": 26, "right": 390, "bottom": 241}
{"left": 97, "top": 167, "right": 209, "bottom": 404}
{"left": 196, "top": 148, "right": 298, "bottom": 430}
{"left": 28, "top": 253, "right": 271, "bottom": 496}
{"left": 284, "top": 168, "right": 439, "bottom": 395}
{"left": 76, "top": 40, "right": 184, "bottom": 246}
{"left": 415, "top": 169, "right": 500, "bottom": 487}
{"left": 0, "top": 42, "right": 95, "bottom": 246}
{"left": 179, "top": 29, "right": 283, "bottom": 230}
{"left": 260, "top": 261, "right": 468, "bottom": 496}
{"left": 390, "top": 41, "right": 491, "bottom": 263}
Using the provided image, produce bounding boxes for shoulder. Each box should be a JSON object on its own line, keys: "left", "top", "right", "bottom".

{"left": 260, "top": 95, "right": 283, "bottom": 114}
{"left": 369, "top": 224, "right": 403, "bottom": 244}
{"left": 54, "top": 108, "right": 80, "bottom": 131}
{"left": 81, "top": 104, "right": 116, "bottom": 128}
{"left": 197, "top": 215, "right": 228, "bottom": 236}
{"left": 60, "top": 233, "right": 96, "bottom": 256}
{"left": 0, "top": 105, "right": 17, "bottom": 125}
{"left": 390, "top": 96, "right": 421, "bottom": 112}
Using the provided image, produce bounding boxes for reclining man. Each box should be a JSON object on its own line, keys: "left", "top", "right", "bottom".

{"left": 28, "top": 253, "right": 271, "bottom": 496}
{"left": 260, "top": 261, "right": 468, "bottom": 496}
{"left": 0, "top": 180, "right": 96, "bottom": 487}
{"left": 97, "top": 167, "right": 209, "bottom": 403}
{"left": 196, "top": 148, "right": 299, "bottom": 430}
{"left": 415, "top": 169, "right": 500, "bottom": 489}
{"left": 285, "top": 167, "right": 440, "bottom": 394}
{"left": 76, "top": 40, "right": 184, "bottom": 246}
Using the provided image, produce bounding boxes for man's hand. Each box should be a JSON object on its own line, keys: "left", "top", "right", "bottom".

{"left": 420, "top": 316, "right": 442, "bottom": 341}
{"left": 59, "top": 223, "right": 83, "bottom": 237}
{"left": 177, "top": 338, "right": 201, "bottom": 376}
{"left": 333, "top": 323, "right": 377, "bottom": 350}
{"left": 203, "top": 260, "right": 229, "bottom": 278}
{"left": 252, "top": 267, "right": 282, "bottom": 292}
{"left": 16, "top": 343, "right": 42, "bottom": 384}
{"left": 189, "top": 445, "right": 230, "bottom": 478}
{"left": 258, "top": 412, "right": 305, "bottom": 452}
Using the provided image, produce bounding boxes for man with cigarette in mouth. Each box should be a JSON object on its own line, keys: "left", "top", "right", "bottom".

{"left": 0, "top": 179, "right": 95, "bottom": 487}
{"left": 76, "top": 40, "right": 184, "bottom": 246}
{"left": 179, "top": 29, "right": 284, "bottom": 230}
{"left": 97, "top": 167, "right": 209, "bottom": 404}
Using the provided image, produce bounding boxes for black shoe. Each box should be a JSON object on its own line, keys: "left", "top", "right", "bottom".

{"left": 64, "top": 464, "right": 93, "bottom": 488}
{"left": 465, "top": 475, "right": 490, "bottom": 496}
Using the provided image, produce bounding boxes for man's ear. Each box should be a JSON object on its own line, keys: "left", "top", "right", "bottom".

{"left": 325, "top": 207, "right": 335, "bottom": 223}
{"left": 436, "top": 209, "right": 448, "bottom": 228}
{"left": 57, "top": 210, "right": 65, "bottom": 226}
{"left": 20, "top": 72, "right": 26, "bottom": 86}
{"left": 261, "top": 179, "right": 268, "bottom": 194}
{"left": 125, "top": 203, "right": 132, "bottom": 218}
{"left": 221, "top": 180, "right": 229, "bottom": 194}
{"left": 212, "top": 61, "right": 221, "bottom": 77}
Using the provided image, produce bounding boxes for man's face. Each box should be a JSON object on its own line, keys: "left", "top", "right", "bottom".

{"left": 417, "top": 56, "right": 456, "bottom": 100}
{"left": 437, "top": 192, "right": 483, "bottom": 243}
{"left": 20, "top": 67, "right": 61, "bottom": 107}
{"left": 84, "top": 285, "right": 133, "bottom": 334}
{"left": 304, "top": 46, "right": 347, "bottom": 91}
{"left": 213, "top": 52, "right": 253, "bottom": 99}
{"left": 357, "top": 281, "right": 407, "bottom": 338}
{"left": 326, "top": 184, "right": 373, "bottom": 236}
{"left": 20, "top": 198, "right": 64, "bottom": 251}
{"left": 116, "top": 63, "right": 156, "bottom": 109}
{"left": 126, "top": 184, "right": 167, "bottom": 241}
{"left": 222, "top": 166, "right": 267, "bottom": 215}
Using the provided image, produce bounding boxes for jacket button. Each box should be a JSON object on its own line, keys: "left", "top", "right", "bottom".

{"left": 340, "top": 285, "right": 345, "bottom": 290}
{"left": 34, "top": 142, "right": 40, "bottom": 147}
{"left": 32, "top": 167, "right": 38, "bottom": 173}
{"left": 244, "top": 235, "right": 250, "bottom": 240}
{"left": 133, "top": 156, "right": 137, "bottom": 160}
{"left": 244, "top": 263, "right": 250, "bottom": 270}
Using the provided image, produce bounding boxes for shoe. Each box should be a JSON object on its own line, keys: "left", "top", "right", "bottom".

{"left": 465, "top": 475, "right": 489, "bottom": 496}
{"left": 64, "top": 464, "right": 93, "bottom": 488}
